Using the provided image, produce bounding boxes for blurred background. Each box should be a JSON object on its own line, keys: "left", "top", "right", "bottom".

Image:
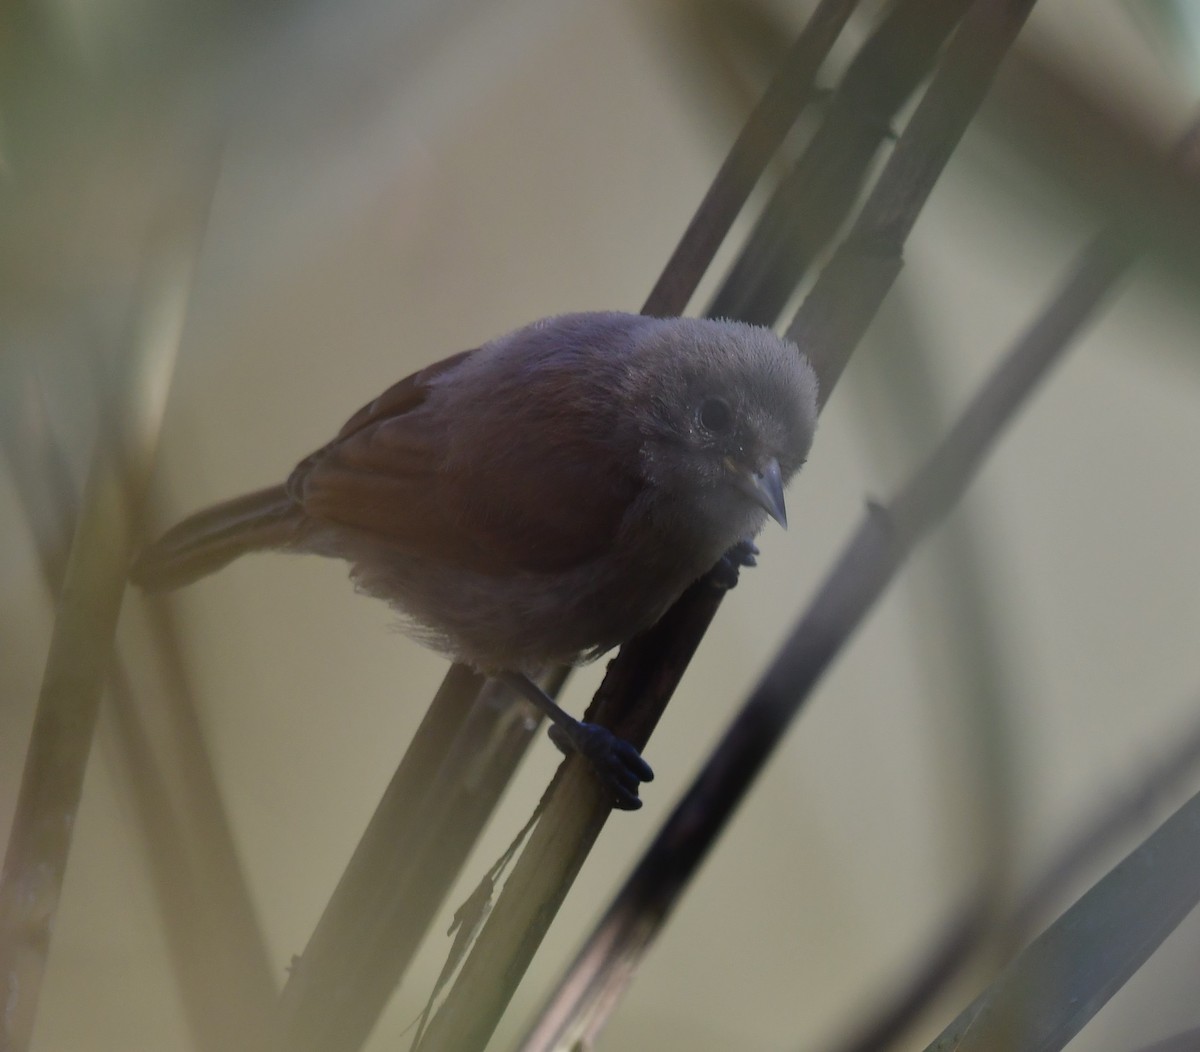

{"left": 3, "top": 0, "right": 1200, "bottom": 1049}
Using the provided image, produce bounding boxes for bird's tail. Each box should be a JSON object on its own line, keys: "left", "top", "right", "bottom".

{"left": 131, "top": 484, "right": 308, "bottom": 591}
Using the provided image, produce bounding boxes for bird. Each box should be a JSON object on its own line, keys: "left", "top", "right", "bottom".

{"left": 131, "top": 311, "right": 819, "bottom": 808}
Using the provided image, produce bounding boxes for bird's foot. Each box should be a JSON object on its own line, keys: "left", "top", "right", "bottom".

{"left": 494, "top": 670, "right": 654, "bottom": 810}
{"left": 549, "top": 721, "right": 654, "bottom": 811}
{"left": 711, "top": 538, "right": 760, "bottom": 591}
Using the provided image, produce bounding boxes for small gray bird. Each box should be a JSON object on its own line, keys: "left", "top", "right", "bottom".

{"left": 132, "top": 312, "right": 819, "bottom": 808}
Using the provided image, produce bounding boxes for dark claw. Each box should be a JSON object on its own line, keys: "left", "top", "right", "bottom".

{"left": 728, "top": 538, "right": 759, "bottom": 566}
{"left": 550, "top": 721, "right": 654, "bottom": 811}
{"left": 548, "top": 723, "right": 572, "bottom": 756}
{"left": 711, "top": 538, "right": 760, "bottom": 591}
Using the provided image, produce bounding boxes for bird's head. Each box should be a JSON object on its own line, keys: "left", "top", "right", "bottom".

{"left": 623, "top": 317, "right": 819, "bottom": 554}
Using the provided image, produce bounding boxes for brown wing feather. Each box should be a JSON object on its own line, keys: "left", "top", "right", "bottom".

{"left": 288, "top": 347, "right": 474, "bottom": 494}
{"left": 332, "top": 348, "right": 475, "bottom": 442}
{"left": 290, "top": 339, "right": 644, "bottom": 575}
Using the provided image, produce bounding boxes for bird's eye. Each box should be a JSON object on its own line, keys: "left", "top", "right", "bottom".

{"left": 698, "top": 397, "right": 733, "bottom": 434}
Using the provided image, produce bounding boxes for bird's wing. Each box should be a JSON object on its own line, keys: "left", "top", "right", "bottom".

{"left": 289, "top": 347, "right": 643, "bottom": 574}
{"left": 325, "top": 348, "right": 476, "bottom": 444}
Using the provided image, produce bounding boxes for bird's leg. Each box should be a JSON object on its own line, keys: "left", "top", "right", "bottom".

{"left": 492, "top": 671, "right": 654, "bottom": 811}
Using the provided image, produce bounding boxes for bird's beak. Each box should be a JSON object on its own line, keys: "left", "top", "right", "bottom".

{"left": 732, "top": 457, "right": 787, "bottom": 528}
